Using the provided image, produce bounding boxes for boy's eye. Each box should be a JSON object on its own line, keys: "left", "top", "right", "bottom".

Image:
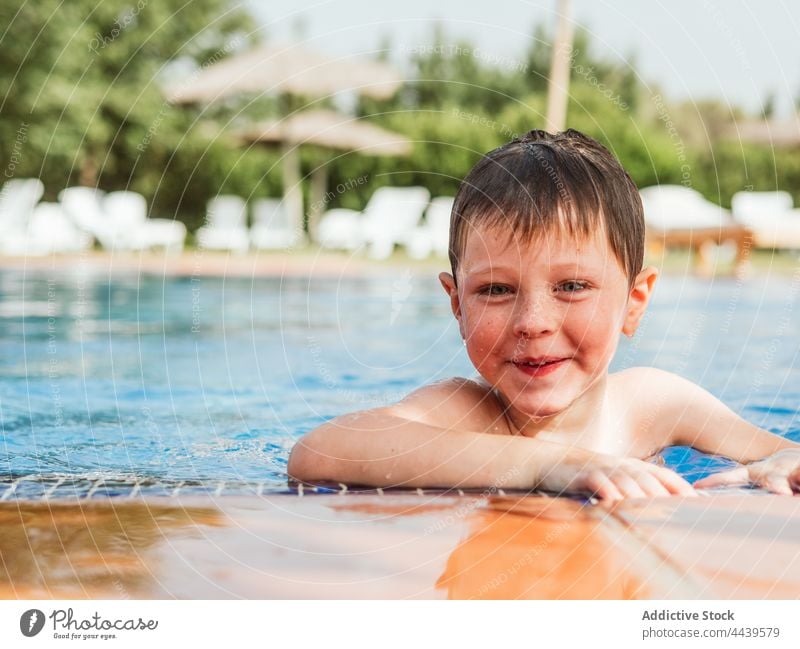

{"left": 557, "top": 280, "right": 588, "bottom": 293}
{"left": 480, "top": 284, "right": 511, "bottom": 296}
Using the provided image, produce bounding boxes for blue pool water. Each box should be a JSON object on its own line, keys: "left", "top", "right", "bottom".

{"left": 1, "top": 264, "right": 799, "bottom": 497}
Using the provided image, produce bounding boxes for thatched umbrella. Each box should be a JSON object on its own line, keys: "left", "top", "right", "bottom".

{"left": 165, "top": 44, "right": 404, "bottom": 239}
{"left": 236, "top": 109, "right": 412, "bottom": 240}
{"left": 726, "top": 118, "right": 800, "bottom": 147}
{"left": 167, "top": 44, "right": 403, "bottom": 104}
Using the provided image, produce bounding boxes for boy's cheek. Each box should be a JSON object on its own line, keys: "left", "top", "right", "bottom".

{"left": 470, "top": 327, "right": 508, "bottom": 356}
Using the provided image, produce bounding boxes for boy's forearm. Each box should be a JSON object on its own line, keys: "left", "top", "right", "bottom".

{"left": 684, "top": 417, "right": 800, "bottom": 464}
{"left": 658, "top": 371, "right": 800, "bottom": 464}
{"left": 740, "top": 436, "right": 800, "bottom": 464}
{"left": 287, "top": 411, "right": 580, "bottom": 489}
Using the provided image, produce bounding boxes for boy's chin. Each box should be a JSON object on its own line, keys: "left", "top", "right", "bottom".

{"left": 513, "top": 399, "right": 570, "bottom": 420}
{"left": 496, "top": 385, "right": 576, "bottom": 420}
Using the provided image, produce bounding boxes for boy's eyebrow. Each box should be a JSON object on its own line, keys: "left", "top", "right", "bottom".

{"left": 463, "top": 263, "right": 515, "bottom": 274}
{"left": 464, "top": 261, "right": 597, "bottom": 275}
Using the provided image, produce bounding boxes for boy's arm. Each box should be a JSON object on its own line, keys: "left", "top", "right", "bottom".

{"left": 644, "top": 368, "right": 799, "bottom": 461}
{"left": 288, "top": 381, "right": 695, "bottom": 499}
{"left": 641, "top": 368, "right": 800, "bottom": 493}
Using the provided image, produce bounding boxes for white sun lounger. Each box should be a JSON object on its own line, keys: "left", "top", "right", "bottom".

{"left": 317, "top": 207, "right": 363, "bottom": 251}
{"left": 196, "top": 195, "right": 250, "bottom": 253}
{"left": 0, "top": 178, "right": 45, "bottom": 238}
{"left": 318, "top": 186, "right": 431, "bottom": 259}
{"left": 404, "top": 196, "right": 454, "bottom": 260}
{"left": 31, "top": 203, "right": 94, "bottom": 253}
{"left": 250, "top": 198, "right": 298, "bottom": 250}
{"left": 362, "top": 186, "right": 431, "bottom": 260}
{"left": 59, "top": 187, "right": 116, "bottom": 249}
{"left": 1, "top": 202, "right": 93, "bottom": 255}
{"left": 731, "top": 190, "right": 800, "bottom": 250}
{"left": 104, "top": 191, "right": 186, "bottom": 254}
{"left": 60, "top": 187, "right": 186, "bottom": 253}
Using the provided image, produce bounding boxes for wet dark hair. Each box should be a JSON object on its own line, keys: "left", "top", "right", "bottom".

{"left": 449, "top": 129, "right": 644, "bottom": 288}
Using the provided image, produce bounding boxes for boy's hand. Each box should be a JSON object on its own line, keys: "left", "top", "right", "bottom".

{"left": 542, "top": 455, "right": 697, "bottom": 501}
{"left": 693, "top": 449, "right": 800, "bottom": 495}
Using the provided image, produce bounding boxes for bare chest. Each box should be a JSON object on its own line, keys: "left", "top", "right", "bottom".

{"left": 533, "top": 381, "right": 664, "bottom": 459}
{"left": 599, "top": 375, "right": 667, "bottom": 458}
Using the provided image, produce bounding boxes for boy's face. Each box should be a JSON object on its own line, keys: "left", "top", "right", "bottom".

{"left": 439, "top": 222, "right": 657, "bottom": 422}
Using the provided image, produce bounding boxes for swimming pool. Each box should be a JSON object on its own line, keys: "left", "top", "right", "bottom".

{"left": 1, "top": 264, "right": 798, "bottom": 499}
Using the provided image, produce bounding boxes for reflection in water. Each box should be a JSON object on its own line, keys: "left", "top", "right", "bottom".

{"left": 0, "top": 501, "right": 223, "bottom": 598}
{"left": 330, "top": 496, "right": 693, "bottom": 599}
{"left": 435, "top": 498, "right": 652, "bottom": 599}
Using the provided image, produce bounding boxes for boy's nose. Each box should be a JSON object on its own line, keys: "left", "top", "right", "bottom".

{"left": 511, "top": 294, "right": 559, "bottom": 337}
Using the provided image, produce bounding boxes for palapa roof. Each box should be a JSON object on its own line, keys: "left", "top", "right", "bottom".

{"left": 167, "top": 43, "right": 403, "bottom": 104}
{"left": 235, "top": 109, "right": 412, "bottom": 156}
{"left": 727, "top": 117, "right": 800, "bottom": 147}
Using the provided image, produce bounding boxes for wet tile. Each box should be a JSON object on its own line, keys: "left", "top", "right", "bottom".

{"left": 2, "top": 494, "right": 798, "bottom": 599}
{"left": 610, "top": 495, "right": 800, "bottom": 598}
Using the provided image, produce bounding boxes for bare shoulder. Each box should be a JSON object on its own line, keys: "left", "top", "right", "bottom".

{"left": 388, "top": 377, "right": 510, "bottom": 434}
{"left": 609, "top": 366, "right": 728, "bottom": 448}
{"left": 611, "top": 366, "right": 695, "bottom": 392}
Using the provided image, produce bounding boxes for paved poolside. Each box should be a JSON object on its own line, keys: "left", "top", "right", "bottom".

{"left": 1, "top": 246, "right": 795, "bottom": 279}
{"left": 0, "top": 250, "right": 441, "bottom": 279}
{"left": 2, "top": 492, "right": 798, "bottom": 599}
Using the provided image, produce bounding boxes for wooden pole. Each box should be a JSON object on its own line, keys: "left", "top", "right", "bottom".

{"left": 281, "top": 140, "right": 305, "bottom": 243}
{"left": 307, "top": 162, "right": 328, "bottom": 243}
{"left": 278, "top": 92, "right": 306, "bottom": 244}
{"left": 545, "top": 0, "right": 574, "bottom": 133}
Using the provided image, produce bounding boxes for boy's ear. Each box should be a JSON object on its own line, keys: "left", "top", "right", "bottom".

{"left": 438, "top": 272, "right": 465, "bottom": 336}
{"left": 622, "top": 266, "right": 658, "bottom": 337}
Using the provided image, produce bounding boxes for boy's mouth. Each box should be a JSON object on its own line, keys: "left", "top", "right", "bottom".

{"left": 510, "top": 357, "right": 568, "bottom": 376}
{"left": 511, "top": 356, "right": 565, "bottom": 367}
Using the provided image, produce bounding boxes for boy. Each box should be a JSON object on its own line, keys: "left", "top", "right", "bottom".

{"left": 288, "top": 129, "right": 800, "bottom": 500}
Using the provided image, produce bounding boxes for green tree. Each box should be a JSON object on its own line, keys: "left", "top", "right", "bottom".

{"left": 0, "top": 0, "right": 257, "bottom": 223}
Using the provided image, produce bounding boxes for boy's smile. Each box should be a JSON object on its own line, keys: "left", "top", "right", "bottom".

{"left": 440, "top": 222, "right": 657, "bottom": 436}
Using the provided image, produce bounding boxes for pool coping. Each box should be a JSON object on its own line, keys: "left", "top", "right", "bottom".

{"left": 2, "top": 492, "right": 798, "bottom": 599}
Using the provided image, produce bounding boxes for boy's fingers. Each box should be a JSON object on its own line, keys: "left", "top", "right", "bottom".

{"left": 635, "top": 472, "right": 671, "bottom": 498}
{"left": 652, "top": 466, "right": 697, "bottom": 496}
{"left": 582, "top": 472, "right": 623, "bottom": 501}
{"left": 611, "top": 474, "right": 647, "bottom": 499}
{"left": 761, "top": 476, "right": 793, "bottom": 496}
{"left": 693, "top": 467, "right": 749, "bottom": 490}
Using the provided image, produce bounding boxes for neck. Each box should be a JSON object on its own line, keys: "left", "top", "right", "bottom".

{"left": 498, "top": 374, "right": 610, "bottom": 442}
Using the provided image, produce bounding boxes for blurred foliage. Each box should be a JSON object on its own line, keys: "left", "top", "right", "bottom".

{"left": 357, "top": 24, "right": 800, "bottom": 214}
{"left": 1, "top": 5, "right": 797, "bottom": 232}
{"left": 0, "top": 0, "right": 267, "bottom": 228}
